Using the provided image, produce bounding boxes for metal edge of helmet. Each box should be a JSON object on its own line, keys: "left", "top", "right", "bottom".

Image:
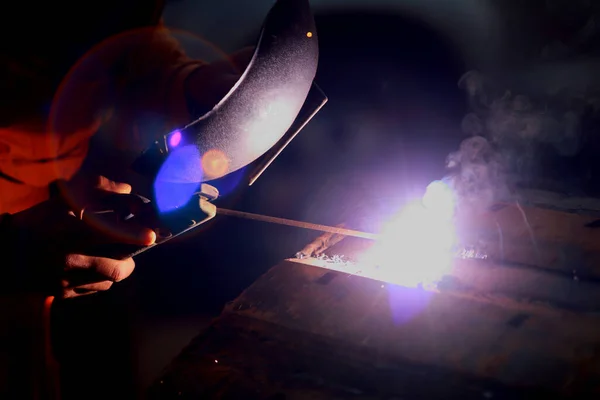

{"left": 133, "top": 0, "right": 321, "bottom": 183}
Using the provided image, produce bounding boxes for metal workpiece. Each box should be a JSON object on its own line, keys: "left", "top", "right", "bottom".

{"left": 149, "top": 257, "right": 600, "bottom": 399}
{"left": 149, "top": 191, "right": 600, "bottom": 399}
{"left": 295, "top": 225, "right": 348, "bottom": 259}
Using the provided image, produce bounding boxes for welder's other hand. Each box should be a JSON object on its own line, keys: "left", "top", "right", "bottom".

{"left": 52, "top": 173, "right": 133, "bottom": 215}
{"left": 5, "top": 184, "right": 156, "bottom": 299}
{"left": 185, "top": 46, "right": 255, "bottom": 115}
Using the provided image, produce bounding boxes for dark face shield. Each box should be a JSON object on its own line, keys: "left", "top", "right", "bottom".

{"left": 133, "top": 0, "right": 322, "bottom": 184}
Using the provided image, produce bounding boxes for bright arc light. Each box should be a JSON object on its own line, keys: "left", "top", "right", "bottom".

{"left": 356, "top": 180, "right": 457, "bottom": 288}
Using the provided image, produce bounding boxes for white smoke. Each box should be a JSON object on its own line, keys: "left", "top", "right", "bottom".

{"left": 447, "top": 0, "right": 600, "bottom": 204}
{"left": 446, "top": 135, "right": 509, "bottom": 215}
{"left": 458, "top": 70, "right": 587, "bottom": 158}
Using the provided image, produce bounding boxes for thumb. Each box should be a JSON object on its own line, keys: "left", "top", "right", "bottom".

{"left": 95, "top": 176, "right": 131, "bottom": 194}
{"left": 80, "top": 194, "right": 157, "bottom": 246}
{"left": 52, "top": 174, "right": 132, "bottom": 213}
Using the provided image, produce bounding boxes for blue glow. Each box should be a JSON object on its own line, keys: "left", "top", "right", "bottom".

{"left": 154, "top": 145, "right": 203, "bottom": 212}
{"left": 210, "top": 166, "right": 246, "bottom": 197}
{"left": 387, "top": 284, "right": 433, "bottom": 325}
{"left": 154, "top": 180, "right": 201, "bottom": 213}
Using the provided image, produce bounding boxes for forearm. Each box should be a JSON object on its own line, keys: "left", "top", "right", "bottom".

{"left": 119, "top": 26, "right": 206, "bottom": 129}
{"left": 182, "top": 46, "right": 255, "bottom": 120}
{"left": 121, "top": 26, "right": 253, "bottom": 129}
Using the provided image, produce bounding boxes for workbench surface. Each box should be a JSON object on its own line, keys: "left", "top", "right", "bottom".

{"left": 149, "top": 195, "right": 600, "bottom": 399}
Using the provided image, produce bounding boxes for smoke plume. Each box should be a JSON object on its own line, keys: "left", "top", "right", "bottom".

{"left": 447, "top": 0, "right": 600, "bottom": 209}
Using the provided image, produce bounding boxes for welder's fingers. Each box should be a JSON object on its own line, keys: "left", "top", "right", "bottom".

{"left": 187, "top": 67, "right": 239, "bottom": 112}
{"left": 64, "top": 208, "right": 156, "bottom": 252}
{"left": 75, "top": 281, "right": 114, "bottom": 292}
{"left": 186, "top": 47, "right": 255, "bottom": 113}
{"left": 65, "top": 173, "right": 129, "bottom": 194}
{"left": 54, "top": 174, "right": 133, "bottom": 213}
{"left": 85, "top": 217, "right": 157, "bottom": 247}
{"left": 92, "top": 257, "right": 136, "bottom": 282}
{"left": 202, "top": 46, "right": 254, "bottom": 76}
{"left": 95, "top": 175, "right": 131, "bottom": 194}
{"left": 82, "top": 192, "right": 149, "bottom": 218}
{"left": 59, "top": 255, "right": 135, "bottom": 298}
{"left": 62, "top": 281, "right": 114, "bottom": 299}
{"left": 221, "top": 46, "right": 255, "bottom": 73}
{"left": 65, "top": 254, "right": 136, "bottom": 283}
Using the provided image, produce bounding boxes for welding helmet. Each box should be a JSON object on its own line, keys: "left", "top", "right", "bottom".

{"left": 133, "top": 0, "right": 324, "bottom": 185}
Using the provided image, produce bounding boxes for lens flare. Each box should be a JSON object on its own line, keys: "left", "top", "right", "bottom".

{"left": 154, "top": 145, "right": 203, "bottom": 211}
{"left": 201, "top": 149, "right": 230, "bottom": 180}
{"left": 169, "top": 130, "right": 182, "bottom": 148}
{"left": 210, "top": 166, "right": 246, "bottom": 197}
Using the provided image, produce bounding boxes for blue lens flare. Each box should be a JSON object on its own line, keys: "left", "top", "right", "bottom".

{"left": 210, "top": 167, "right": 246, "bottom": 197}
{"left": 387, "top": 284, "right": 433, "bottom": 325}
{"left": 154, "top": 145, "right": 203, "bottom": 212}
{"left": 154, "top": 180, "right": 201, "bottom": 213}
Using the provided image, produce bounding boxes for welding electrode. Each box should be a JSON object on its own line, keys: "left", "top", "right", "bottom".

{"left": 216, "top": 208, "right": 379, "bottom": 240}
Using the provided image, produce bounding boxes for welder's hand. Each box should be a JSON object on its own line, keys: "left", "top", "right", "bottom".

{"left": 4, "top": 176, "right": 156, "bottom": 299}
{"left": 185, "top": 47, "right": 255, "bottom": 115}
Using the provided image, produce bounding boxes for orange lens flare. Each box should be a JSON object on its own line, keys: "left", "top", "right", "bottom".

{"left": 201, "top": 149, "right": 230, "bottom": 179}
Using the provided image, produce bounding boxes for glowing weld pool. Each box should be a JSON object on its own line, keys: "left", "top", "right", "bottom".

{"left": 291, "top": 180, "right": 488, "bottom": 289}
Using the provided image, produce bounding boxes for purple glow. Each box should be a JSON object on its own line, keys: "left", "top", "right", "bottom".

{"left": 169, "top": 131, "right": 182, "bottom": 148}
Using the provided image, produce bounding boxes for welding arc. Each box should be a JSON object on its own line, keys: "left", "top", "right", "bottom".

{"left": 217, "top": 208, "right": 379, "bottom": 240}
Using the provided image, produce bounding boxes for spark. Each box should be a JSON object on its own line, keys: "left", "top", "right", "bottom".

{"left": 515, "top": 201, "right": 540, "bottom": 263}
{"left": 496, "top": 220, "right": 504, "bottom": 261}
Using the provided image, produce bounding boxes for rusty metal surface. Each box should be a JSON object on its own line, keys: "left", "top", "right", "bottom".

{"left": 326, "top": 237, "right": 600, "bottom": 313}
{"left": 296, "top": 225, "right": 347, "bottom": 259}
{"left": 459, "top": 197, "right": 600, "bottom": 280}
{"left": 150, "top": 261, "right": 600, "bottom": 398}
{"left": 149, "top": 313, "right": 561, "bottom": 399}
{"left": 149, "top": 199, "right": 600, "bottom": 399}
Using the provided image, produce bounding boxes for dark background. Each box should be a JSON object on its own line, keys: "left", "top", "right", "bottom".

{"left": 52, "top": 0, "right": 600, "bottom": 398}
